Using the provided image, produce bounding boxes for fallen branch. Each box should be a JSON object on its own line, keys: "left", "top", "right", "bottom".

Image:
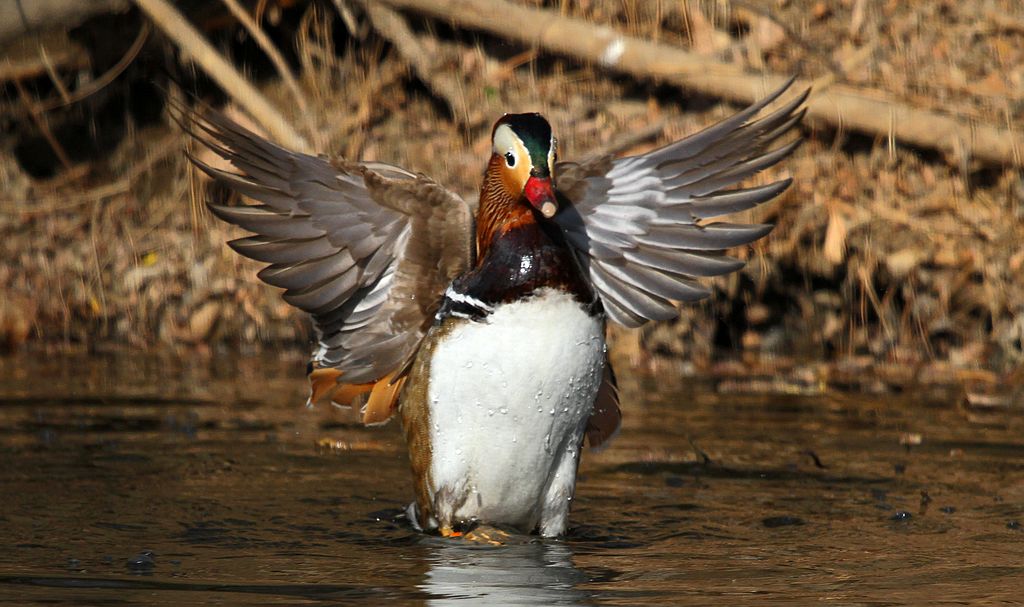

{"left": 133, "top": 0, "right": 310, "bottom": 152}
{"left": 379, "top": 0, "right": 1024, "bottom": 168}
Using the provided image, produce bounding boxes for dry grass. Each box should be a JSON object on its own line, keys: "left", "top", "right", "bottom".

{"left": 1, "top": 0, "right": 1022, "bottom": 383}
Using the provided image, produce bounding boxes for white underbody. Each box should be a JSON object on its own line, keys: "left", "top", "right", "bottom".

{"left": 425, "top": 288, "right": 605, "bottom": 536}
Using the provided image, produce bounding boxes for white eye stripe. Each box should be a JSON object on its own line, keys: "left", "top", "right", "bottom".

{"left": 493, "top": 124, "right": 520, "bottom": 157}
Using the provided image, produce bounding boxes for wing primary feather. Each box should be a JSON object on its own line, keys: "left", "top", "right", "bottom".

{"left": 228, "top": 236, "right": 338, "bottom": 265}
{"left": 207, "top": 204, "right": 323, "bottom": 240}
{"left": 189, "top": 119, "right": 291, "bottom": 190}
{"left": 631, "top": 78, "right": 798, "bottom": 168}
{"left": 600, "top": 260, "right": 710, "bottom": 303}
{"left": 282, "top": 264, "right": 361, "bottom": 313}
{"left": 589, "top": 263, "right": 679, "bottom": 321}
{"left": 190, "top": 110, "right": 297, "bottom": 184}
{"left": 594, "top": 290, "right": 651, "bottom": 328}
{"left": 190, "top": 157, "right": 302, "bottom": 214}
{"left": 639, "top": 222, "right": 774, "bottom": 250}
{"left": 622, "top": 247, "right": 745, "bottom": 277}
{"left": 257, "top": 252, "right": 359, "bottom": 291}
{"left": 681, "top": 179, "right": 793, "bottom": 220}
{"left": 656, "top": 90, "right": 806, "bottom": 183}
{"left": 671, "top": 139, "right": 802, "bottom": 197}
{"left": 659, "top": 120, "right": 800, "bottom": 189}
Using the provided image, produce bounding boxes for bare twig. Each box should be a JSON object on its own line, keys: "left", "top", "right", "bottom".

{"left": 13, "top": 78, "right": 72, "bottom": 171}
{"left": 132, "top": 0, "right": 310, "bottom": 152}
{"left": 56, "top": 21, "right": 147, "bottom": 110}
{"left": 2, "top": 131, "right": 183, "bottom": 214}
{"left": 1, "top": 21, "right": 149, "bottom": 120}
{"left": 361, "top": 2, "right": 475, "bottom": 126}
{"left": 5, "top": 180, "right": 127, "bottom": 215}
{"left": 39, "top": 45, "right": 72, "bottom": 103}
{"left": 218, "top": 0, "right": 316, "bottom": 138}
{"left": 0, "top": 30, "right": 90, "bottom": 82}
{"left": 378, "top": 0, "right": 1024, "bottom": 168}
{"left": 340, "top": 61, "right": 407, "bottom": 158}
{"left": 329, "top": 0, "right": 361, "bottom": 38}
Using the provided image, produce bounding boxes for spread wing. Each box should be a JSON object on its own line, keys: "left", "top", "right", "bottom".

{"left": 180, "top": 105, "right": 474, "bottom": 404}
{"left": 554, "top": 80, "right": 807, "bottom": 327}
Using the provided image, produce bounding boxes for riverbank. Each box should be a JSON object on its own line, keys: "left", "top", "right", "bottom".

{"left": 2, "top": 0, "right": 1022, "bottom": 379}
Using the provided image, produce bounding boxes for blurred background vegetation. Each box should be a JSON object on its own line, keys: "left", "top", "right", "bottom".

{"left": 1, "top": 0, "right": 1022, "bottom": 401}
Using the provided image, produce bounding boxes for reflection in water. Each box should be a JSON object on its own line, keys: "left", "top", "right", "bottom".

{"left": 422, "top": 540, "right": 589, "bottom": 606}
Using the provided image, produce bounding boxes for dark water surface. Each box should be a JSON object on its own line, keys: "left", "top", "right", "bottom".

{"left": 1, "top": 352, "right": 1022, "bottom": 605}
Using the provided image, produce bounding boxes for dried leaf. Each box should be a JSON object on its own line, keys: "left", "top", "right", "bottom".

{"left": 823, "top": 210, "right": 848, "bottom": 265}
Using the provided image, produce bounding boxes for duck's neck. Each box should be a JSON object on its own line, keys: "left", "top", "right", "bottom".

{"left": 474, "top": 156, "right": 531, "bottom": 261}
{"left": 456, "top": 168, "right": 593, "bottom": 308}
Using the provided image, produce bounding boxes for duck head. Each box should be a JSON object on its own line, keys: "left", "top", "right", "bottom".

{"left": 476, "top": 113, "right": 558, "bottom": 258}
{"left": 486, "top": 113, "right": 558, "bottom": 218}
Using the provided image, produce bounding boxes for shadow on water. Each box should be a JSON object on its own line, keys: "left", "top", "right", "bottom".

{"left": 1, "top": 351, "right": 1024, "bottom": 604}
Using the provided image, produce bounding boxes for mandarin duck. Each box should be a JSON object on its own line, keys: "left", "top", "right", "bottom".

{"left": 184, "top": 81, "right": 807, "bottom": 537}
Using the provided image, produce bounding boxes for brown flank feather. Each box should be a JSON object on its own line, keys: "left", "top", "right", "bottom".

{"left": 399, "top": 326, "right": 451, "bottom": 526}
{"left": 585, "top": 361, "right": 622, "bottom": 449}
